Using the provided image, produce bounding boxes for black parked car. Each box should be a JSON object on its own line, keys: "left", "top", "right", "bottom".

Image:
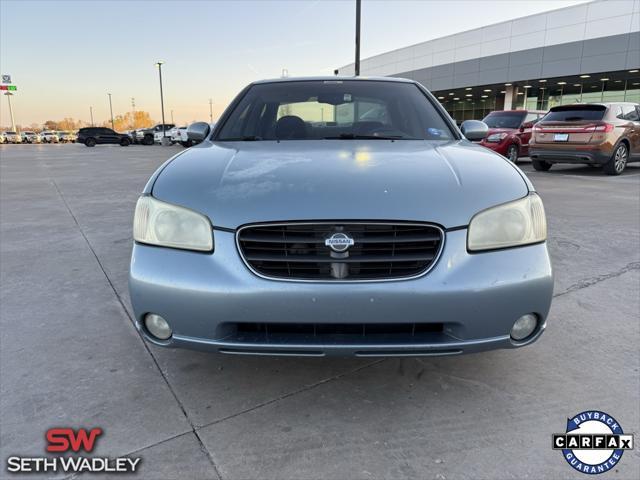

{"left": 77, "top": 127, "right": 131, "bottom": 147}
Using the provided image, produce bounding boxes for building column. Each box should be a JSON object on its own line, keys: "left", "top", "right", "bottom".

{"left": 503, "top": 85, "right": 516, "bottom": 110}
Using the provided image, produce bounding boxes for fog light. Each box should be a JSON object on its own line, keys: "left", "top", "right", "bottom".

{"left": 144, "top": 314, "right": 172, "bottom": 340}
{"left": 511, "top": 314, "right": 538, "bottom": 341}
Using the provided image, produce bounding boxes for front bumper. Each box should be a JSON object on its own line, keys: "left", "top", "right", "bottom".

{"left": 129, "top": 229, "right": 553, "bottom": 357}
{"left": 480, "top": 140, "right": 509, "bottom": 156}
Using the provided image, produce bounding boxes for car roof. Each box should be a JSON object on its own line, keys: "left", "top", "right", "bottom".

{"left": 551, "top": 102, "right": 638, "bottom": 108}
{"left": 486, "top": 109, "right": 546, "bottom": 114}
{"left": 251, "top": 76, "right": 415, "bottom": 85}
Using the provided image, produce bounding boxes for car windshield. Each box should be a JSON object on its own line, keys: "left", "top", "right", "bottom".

{"left": 216, "top": 80, "right": 455, "bottom": 141}
{"left": 542, "top": 105, "right": 606, "bottom": 122}
{"left": 482, "top": 112, "right": 525, "bottom": 129}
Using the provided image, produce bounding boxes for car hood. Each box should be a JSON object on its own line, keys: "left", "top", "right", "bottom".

{"left": 151, "top": 140, "right": 529, "bottom": 229}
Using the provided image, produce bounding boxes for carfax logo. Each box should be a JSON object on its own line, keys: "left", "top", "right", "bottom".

{"left": 553, "top": 411, "right": 634, "bottom": 475}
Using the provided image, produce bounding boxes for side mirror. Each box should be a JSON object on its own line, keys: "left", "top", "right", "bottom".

{"left": 187, "top": 122, "right": 210, "bottom": 142}
{"left": 460, "top": 120, "right": 488, "bottom": 141}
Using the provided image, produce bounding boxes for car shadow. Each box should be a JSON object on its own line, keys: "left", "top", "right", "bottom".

{"left": 153, "top": 345, "right": 524, "bottom": 428}
{"left": 523, "top": 162, "right": 639, "bottom": 177}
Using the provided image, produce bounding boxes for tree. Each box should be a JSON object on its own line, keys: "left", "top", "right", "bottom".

{"left": 58, "top": 118, "right": 81, "bottom": 130}
{"left": 132, "top": 111, "right": 154, "bottom": 129}
{"left": 104, "top": 111, "right": 154, "bottom": 131}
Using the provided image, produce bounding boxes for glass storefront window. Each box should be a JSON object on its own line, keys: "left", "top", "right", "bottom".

{"left": 433, "top": 73, "right": 639, "bottom": 120}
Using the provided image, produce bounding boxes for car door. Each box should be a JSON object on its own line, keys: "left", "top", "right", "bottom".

{"left": 518, "top": 113, "right": 538, "bottom": 155}
{"left": 94, "top": 128, "right": 107, "bottom": 143}
{"left": 626, "top": 106, "right": 640, "bottom": 157}
{"left": 615, "top": 105, "right": 640, "bottom": 157}
{"left": 100, "top": 128, "right": 119, "bottom": 144}
{"left": 635, "top": 107, "right": 640, "bottom": 156}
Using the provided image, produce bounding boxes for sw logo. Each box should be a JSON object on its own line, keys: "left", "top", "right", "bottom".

{"left": 553, "top": 410, "right": 634, "bottom": 475}
{"left": 46, "top": 427, "right": 103, "bottom": 452}
{"left": 5, "top": 426, "right": 141, "bottom": 474}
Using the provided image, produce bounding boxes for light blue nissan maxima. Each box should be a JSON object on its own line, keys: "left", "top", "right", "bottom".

{"left": 128, "top": 77, "right": 553, "bottom": 357}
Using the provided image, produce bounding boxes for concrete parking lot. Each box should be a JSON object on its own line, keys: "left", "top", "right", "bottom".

{"left": 1, "top": 144, "right": 639, "bottom": 480}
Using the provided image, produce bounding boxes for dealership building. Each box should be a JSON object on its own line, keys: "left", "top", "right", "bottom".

{"left": 338, "top": 0, "right": 640, "bottom": 121}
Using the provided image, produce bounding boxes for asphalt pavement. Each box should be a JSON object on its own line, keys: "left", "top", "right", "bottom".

{"left": 1, "top": 143, "right": 638, "bottom": 479}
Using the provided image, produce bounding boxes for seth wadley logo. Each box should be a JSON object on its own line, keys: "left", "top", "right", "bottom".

{"left": 553, "top": 411, "right": 634, "bottom": 475}
{"left": 6, "top": 427, "right": 141, "bottom": 474}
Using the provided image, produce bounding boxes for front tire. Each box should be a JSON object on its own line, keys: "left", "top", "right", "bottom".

{"left": 603, "top": 143, "right": 628, "bottom": 176}
{"left": 142, "top": 135, "right": 154, "bottom": 146}
{"left": 506, "top": 144, "right": 519, "bottom": 163}
{"left": 532, "top": 159, "right": 552, "bottom": 171}
{"left": 120, "top": 137, "right": 131, "bottom": 147}
{"left": 85, "top": 138, "right": 97, "bottom": 147}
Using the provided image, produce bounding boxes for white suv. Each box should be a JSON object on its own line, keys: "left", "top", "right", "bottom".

{"left": 41, "top": 131, "right": 60, "bottom": 143}
{"left": 3, "top": 131, "right": 21, "bottom": 143}
{"left": 21, "top": 131, "right": 41, "bottom": 143}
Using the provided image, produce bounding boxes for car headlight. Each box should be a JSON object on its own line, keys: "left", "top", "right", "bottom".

{"left": 486, "top": 132, "right": 508, "bottom": 142}
{"left": 133, "top": 196, "right": 213, "bottom": 252}
{"left": 468, "top": 193, "right": 546, "bottom": 251}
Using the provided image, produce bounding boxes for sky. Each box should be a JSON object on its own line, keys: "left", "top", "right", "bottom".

{"left": 0, "top": 0, "right": 588, "bottom": 127}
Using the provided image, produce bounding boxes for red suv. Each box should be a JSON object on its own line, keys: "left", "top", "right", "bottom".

{"left": 479, "top": 110, "right": 546, "bottom": 163}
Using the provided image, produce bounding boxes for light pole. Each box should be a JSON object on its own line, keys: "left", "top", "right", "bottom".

{"left": 355, "top": 0, "right": 361, "bottom": 76}
{"left": 89, "top": 106, "right": 94, "bottom": 126}
{"left": 599, "top": 77, "right": 609, "bottom": 102}
{"left": 155, "top": 61, "right": 167, "bottom": 141}
{"left": 209, "top": 98, "right": 213, "bottom": 123}
{"left": 107, "top": 93, "right": 114, "bottom": 130}
{"left": 131, "top": 97, "right": 136, "bottom": 128}
{"left": 5, "top": 92, "right": 16, "bottom": 133}
{"left": 171, "top": 109, "right": 174, "bottom": 124}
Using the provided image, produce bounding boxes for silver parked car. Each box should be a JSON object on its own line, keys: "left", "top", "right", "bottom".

{"left": 129, "top": 77, "right": 553, "bottom": 357}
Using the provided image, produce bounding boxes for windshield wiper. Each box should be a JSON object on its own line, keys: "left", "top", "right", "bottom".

{"left": 323, "top": 133, "right": 409, "bottom": 140}
{"left": 221, "top": 135, "right": 263, "bottom": 141}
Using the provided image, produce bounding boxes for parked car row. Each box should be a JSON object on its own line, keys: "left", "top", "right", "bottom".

{"left": 76, "top": 124, "right": 205, "bottom": 148}
{"left": 475, "top": 102, "right": 640, "bottom": 175}
{"left": 0, "top": 130, "right": 78, "bottom": 144}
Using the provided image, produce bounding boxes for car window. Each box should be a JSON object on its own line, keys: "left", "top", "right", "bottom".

{"left": 543, "top": 105, "right": 606, "bottom": 122}
{"left": 617, "top": 105, "right": 639, "bottom": 121}
{"left": 482, "top": 112, "right": 526, "bottom": 129}
{"left": 524, "top": 113, "right": 539, "bottom": 124}
{"left": 217, "top": 80, "right": 454, "bottom": 141}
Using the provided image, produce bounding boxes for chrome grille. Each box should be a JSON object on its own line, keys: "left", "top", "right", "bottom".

{"left": 237, "top": 222, "right": 444, "bottom": 281}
